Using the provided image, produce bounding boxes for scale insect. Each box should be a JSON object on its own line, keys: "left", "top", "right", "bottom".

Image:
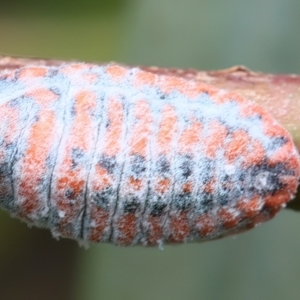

{"left": 0, "top": 63, "right": 299, "bottom": 246}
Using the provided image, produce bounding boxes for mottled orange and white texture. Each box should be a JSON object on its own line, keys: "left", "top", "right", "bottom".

{"left": 0, "top": 63, "right": 299, "bottom": 246}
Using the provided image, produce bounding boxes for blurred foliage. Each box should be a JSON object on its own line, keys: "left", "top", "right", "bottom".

{"left": 0, "top": 1, "right": 128, "bottom": 61}
{"left": 0, "top": 211, "right": 80, "bottom": 300}
{"left": 0, "top": 0, "right": 130, "bottom": 15}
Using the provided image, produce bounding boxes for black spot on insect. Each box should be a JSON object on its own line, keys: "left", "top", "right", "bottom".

{"left": 245, "top": 161, "right": 291, "bottom": 196}
{"left": 65, "top": 189, "right": 75, "bottom": 199}
{"left": 238, "top": 171, "right": 246, "bottom": 182}
{"left": 217, "top": 178, "right": 231, "bottom": 206}
{"left": 150, "top": 202, "right": 167, "bottom": 216}
{"left": 179, "top": 155, "right": 193, "bottom": 179}
{"left": 0, "top": 195, "right": 15, "bottom": 212}
{"left": 0, "top": 141, "right": 14, "bottom": 157}
{"left": 260, "top": 202, "right": 282, "bottom": 217}
{"left": 7, "top": 97, "right": 22, "bottom": 107}
{"left": 48, "top": 69, "right": 59, "bottom": 77}
{"left": 201, "top": 91, "right": 209, "bottom": 97}
{"left": 98, "top": 155, "right": 117, "bottom": 174}
{"left": 270, "top": 136, "right": 288, "bottom": 150}
{"left": 31, "top": 114, "right": 39, "bottom": 124}
{"left": 0, "top": 74, "right": 11, "bottom": 84}
{"left": 123, "top": 198, "right": 140, "bottom": 213}
{"left": 130, "top": 154, "right": 146, "bottom": 177}
{"left": 173, "top": 193, "right": 192, "bottom": 211}
{"left": 218, "top": 190, "right": 230, "bottom": 206}
{"left": 70, "top": 102, "right": 76, "bottom": 117}
{"left": 71, "top": 148, "right": 85, "bottom": 168}
{"left": 200, "top": 193, "right": 214, "bottom": 212}
{"left": 222, "top": 174, "right": 230, "bottom": 181}
{"left": 156, "top": 156, "right": 170, "bottom": 174}
{"left": 49, "top": 87, "right": 61, "bottom": 97}
{"left": 105, "top": 119, "right": 111, "bottom": 128}
{"left": 199, "top": 158, "right": 214, "bottom": 184}
{"left": 93, "top": 189, "right": 112, "bottom": 209}
{"left": 0, "top": 163, "right": 10, "bottom": 176}
{"left": 45, "top": 155, "right": 54, "bottom": 170}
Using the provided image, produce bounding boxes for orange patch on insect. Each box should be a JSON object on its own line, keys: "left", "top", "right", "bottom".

{"left": 18, "top": 67, "right": 47, "bottom": 80}
{"left": 26, "top": 88, "right": 58, "bottom": 106}
{"left": 133, "top": 70, "right": 157, "bottom": 88}
{"left": 105, "top": 64, "right": 127, "bottom": 83}
{"left": 236, "top": 196, "right": 262, "bottom": 218}
{"left": 185, "top": 83, "right": 220, "bottom": 100}
{"left": 242, "top": 139, "right": 266, "bottom": 167}
{"left": 239, "top": 102, "right": 266, "bottom": 118}
{"left": 156, "top": 104, "right": 178, "bottom": 155}
{"left": 56, "top": 176, "right": 85, "bottom": 197}
{"left": 93, "top": 166, "right": 114, "bottom": 190}
{"left": 196, "top": 214, "right": 216, "bottom": 237}
{"left": 217, "top": 208, "right": 240, "bottom": 229}
{"left": 127, "top": 177, "right": 143, "bottom": 191}
{"left": 52, "top": 90, "right": 98, "bottom": 235}
{"left": 22, "top": 113, "right": 57, "bottom": 166}
{"left": 204, "top": 180, "right": 216, "bottom": 194}
{"left": 269, "top": 140, "right": 300, "bottom": 171}
{"left": 146, "top": 216, "right": 164, "bottom": 245}
{"left": 263, "top": 120, "right": 288, "bottom": 139}
{"left": 155, "top": 178, "right": 171, "bottom": 194}
{"left": 169, "top": 212, "right": 191, "bottom": 242}
{"left": 285, "top": 154, "right": 300, "bottom": 178}
{"left": 264, "top": 190, "right": 292, "bottom": 210}
{"left": 17, "top": 89, "right": 60, "bottom": 217}
{"left": 248, "top": 207, "right": 279, "bottom": 227}
{"left": 0, "top": 103, "right": 20, "bottom": 144}
{"left": 129, "top": 99, "right": 152, "bottom": 157}
{"left": 283, "top": 175, "right": 300, "bottom": 195}
{"left": 70, "top": 90, "right": 97, "bottom": 150}
{"left": 202, "top": 120, "right": 228, "bottom": 158}
{"left": 87, "top": 208, "right": 110, "bottom": 242}
{"left": 117, "top": 214, "right": 138, "bottom": 245}
{"left": 215, "top": 91, "right": 247, "bottom": 105}
{"left": 59, "top": 91, "right": 97, "bottom": 155}
{"left": 182, "top": 182, "right": 193, "bottom": 193}
{"left": 0, "top": 70, "right": 16, "bottom": 80}
{"left": 225, "top": 130, "right": 251, "bottom": 163}
{"left": 178, "top": 120, "right": 202, "bottom": 153}
{"left": 60, "top": 63, "right": 93, "bottom": 75}
{"left": 102, "top": 97, "right": 124, "bottom": 156}
{"left": 82, "top": 72, "right": 99, "bottom": 84}
{"left": 159, "top": 75, "right": 189, "bottom": 95}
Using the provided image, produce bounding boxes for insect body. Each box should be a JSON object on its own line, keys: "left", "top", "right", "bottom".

{"left": 0, "top": 63, "right": 299, "bottom": 246}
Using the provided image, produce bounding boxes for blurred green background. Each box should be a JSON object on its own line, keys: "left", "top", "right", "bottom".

{"left": 1, "top": 0, "right": 300, "bottom": 299}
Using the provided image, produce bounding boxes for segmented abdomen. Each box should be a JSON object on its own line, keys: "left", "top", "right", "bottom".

{"left": 0, "top": 63, "right": 299, "bottom": 246}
